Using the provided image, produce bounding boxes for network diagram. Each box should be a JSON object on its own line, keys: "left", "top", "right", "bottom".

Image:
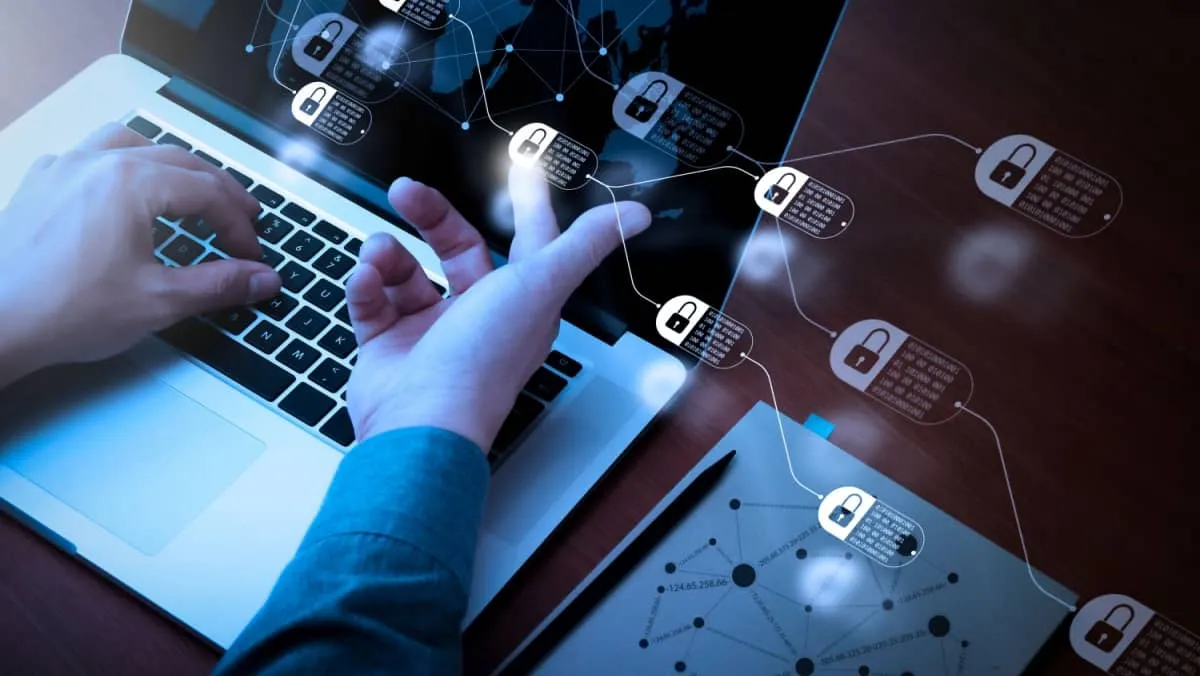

{"left": 247, "top": 1, "right": 1196, "bottom": 673}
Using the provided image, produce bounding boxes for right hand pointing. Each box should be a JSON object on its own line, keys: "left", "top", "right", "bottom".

{"left": 345, "top": 166, "right": 652, "bottom": 450}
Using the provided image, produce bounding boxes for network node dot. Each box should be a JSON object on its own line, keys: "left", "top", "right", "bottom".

{"left": 795, "top": 548, "right": 808, "bottom": 560}
{"left": 382, "top": 60, "right": 392, "bottom": 70}
{"left": 729, "top": 499, "right": 741, "bottom": 510}
{"left": 244, "top": 44, "right": 254, "bottom": 54}
{"left": 859, "top": 667, "right": 870, "bottom": 676}
{"left": 795, "top": 657, "right": 815, "bottom": 675}
{"left": 665, "top": 562, "right": 677, "bottom": 574}
{"left": 929, "top": 615, "right": 951, "bottom": 638}
{"left": 555, "top": 93, "right": 564, "bottom": 102}
{"left": 599, "top": 47, "right": 608, "bottom": 56}
{"left": 504, "top": 44, "right": 514, "bottom": 53}
{"left": 1103, "top": 213, "right": 1111, "bottom": 220}
{"left": 657, "top": 585, "right": 665, "bottom": 594}
{"left": 693, "top": 617, "right": 705, "bottom": 628}
{"left": 948, "top": 572, "right": 960, "bottom": 584}
{"left": 732, "top": 563, "right": 756, "bottom": 587}
{"left": 804, "top": 604, "right": 813, "bottom": 613}
{"left": 675, "top": 661, "right": 686, "bottom": 673}
{"left": 844, "top": 552, "right": 853, "bottom": 560}
{"left": 639, "top": 638, "right": 649, "bottom": 648}
{"left": 708, "top": 538, "right": 717, "bottom": 546}
{"left": 460, "top": 122, "right": 470, "bottom": 131}
{"left": 962, "top": 640, "right": 970, "bottom": 648}
{"left": 882, "top": 599, "right": 894, "bottom": 611}
{"left": 953, "top": 401, "right": 963, "bottom": 408}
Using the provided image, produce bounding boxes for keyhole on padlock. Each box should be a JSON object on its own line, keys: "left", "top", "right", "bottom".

{"left": 1002, "top": 171, "right": 1012, "bottom": 183}
{"left": 854, "top": 356, "right": 864, "bottom": 368}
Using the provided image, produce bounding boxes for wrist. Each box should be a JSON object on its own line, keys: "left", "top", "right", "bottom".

{"left": 353, "top": 392, "right": 508, "bottom": 453}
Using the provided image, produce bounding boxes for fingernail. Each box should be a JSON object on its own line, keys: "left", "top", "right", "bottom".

{"left": 248, "top": 271, "right": 280, "bottom": 301}
{"left": 390, "top": 176, "right": 415, "bottom": 192}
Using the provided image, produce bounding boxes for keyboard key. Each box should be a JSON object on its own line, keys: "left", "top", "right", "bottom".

{"left": 158, "top": 133, "right": 192, "bottom": 150}
{"left": 286, "top": 307, "right": 331, "bottom": 339}
{"left": 193, "top": 150, "right": 222, "bottom": 167}
{"left": 310, "top": 358, "right": 351, "bottom": 393}
{"left": 254, "top": 214, "right": 294, "bottom": 245}
{"left": 431, "top": 279, "right": 447, "bottom": 296}
{"left": 344, "top": 238, "right": 363, "bottom": 256}
{"left": 152, "top": 221, "right": 173, "bottom": 248}
{"left": 251, "top": 184, "right": 285, "bottom": 209}
{"left": 226, "top": 167, "right": 253, "bottom": 188}
{"left": 210, "top": 307, "right": 256, "bottom": 335}
{"left": 318, "top": 326, "right": 356, "bottom": 359}
{"left": 260, "top": 246, "right": 285, "bottom": 269}
{"left": 546, "top": 351, "right": 582, "bottom": 377}
{"left": 281, "top": 203, "right": 316, "bottom": 227}
{"left": 126, "top": 116, "right": 161, "bottom": 139}
{"left": 279, "top": 383, "right": 336, "bottom": 426}
{"left": 162, "top": 234, "right": 206, "bottom": 266}
{"left": 281, "top": 232, "right": 325, "bottom": 262}
{"left": 257, "top": 293, "right": 298, "bottom": 321}
{"left": 313, "top": 220, "right": 349, "bottom": 245}
{"left": 159, "top": 318, "right": 295, "bottom": 402}
{"left": 276, "top": 338, "right": 321, "bottom": 373}
{"left": 319, "top": 408, "right": 356, "bottom": 447}
{"left": 181, "top": 217, "right": 214, "bottom": 241}
{"left": 313, "top": 249, "right": 354, "bottom": 280}
{"left": 279, "top": 262, "right": 316, "bottom": 293}
{"left": 493, "top": 394, "right": 544, "bottom": 452}
{"left": 245, "top": 320, "right": 288, "bottom": 355}
{"left": 304, "top": 280, "right": 344, "bottom": 312}
{"left": 335, "top": 304, "right": 351, "bottom": 326}
{"left": 525, "top": 367, "right": 568, "bottom": 401}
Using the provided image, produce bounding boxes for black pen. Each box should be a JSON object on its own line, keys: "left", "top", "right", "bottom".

{"left": 497, "top": 449, "right": 737, "bottom": 675}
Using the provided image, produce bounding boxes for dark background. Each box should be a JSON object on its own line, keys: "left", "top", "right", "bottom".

{"left": 0, "top": 1, "right": 1196, "bottom": 674}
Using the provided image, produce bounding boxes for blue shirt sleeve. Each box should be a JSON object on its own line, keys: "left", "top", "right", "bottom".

{"left": 213, "top": 426, "right": 490, "bottom": 676}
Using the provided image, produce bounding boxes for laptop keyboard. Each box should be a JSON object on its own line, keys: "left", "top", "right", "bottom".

{"left": 126, "top": 115, "right": 583, "bottom": 464}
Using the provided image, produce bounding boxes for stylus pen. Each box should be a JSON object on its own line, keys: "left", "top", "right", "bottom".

{"left": 496, "top": 449, "right": 737, "bottom": 675}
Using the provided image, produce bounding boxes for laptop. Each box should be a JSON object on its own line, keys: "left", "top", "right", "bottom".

{"left": 0, "top": 0, "right": 847, "bottom": 650}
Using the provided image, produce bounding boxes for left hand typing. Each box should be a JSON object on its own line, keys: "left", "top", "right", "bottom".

{"left": 0, "top": 123, "right": 280, "bottom": 388}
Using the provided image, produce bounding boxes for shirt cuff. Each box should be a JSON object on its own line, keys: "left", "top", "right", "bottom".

{"left": 300, "top": 426, "right": 490, "bottom": 594}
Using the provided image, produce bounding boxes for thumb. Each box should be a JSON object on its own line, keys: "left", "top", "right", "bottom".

{"left": 534, "top": 200, "right": 652, "bottom": 300}
{"left": 152, "top": 260, "right": 281, "bottom": 322}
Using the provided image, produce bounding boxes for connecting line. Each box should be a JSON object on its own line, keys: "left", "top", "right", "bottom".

{"left": 562, "top": 0, "right": 618, "bottom": 91}
{"left": 773, "top": 216, "right": 838, "bottom": 339}
{"left": 448, "top": 14, "right": 514, "bottom": 137}
{"left": 739, "top": 133, "right": 985, "bottom": 166}
{"left": 955, "top": 403, "right": 1078, "bottom": 612}
{"left": 600, "top": 165, "right": 761, "bottom": 190}
{"left": 585, "top": 175, "right": 662, "bottom": 309}
{"left": 727, "top": 146, "right": 767, "bottom": 174}
{"left": 740, "top": 354, "right": 825, "bottom": 500}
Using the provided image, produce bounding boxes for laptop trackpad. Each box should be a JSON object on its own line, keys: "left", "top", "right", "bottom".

{"left": 0, "top": 357, "right": 264, "bottom": 556}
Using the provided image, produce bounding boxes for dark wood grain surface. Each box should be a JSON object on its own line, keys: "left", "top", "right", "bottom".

{"left": 1, "top": 1, "right": 1195, "bottom": 674}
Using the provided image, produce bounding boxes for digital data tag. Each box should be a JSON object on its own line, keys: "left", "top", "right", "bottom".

{"left": 655, "top": 295, "right": 753, "bottom": 370}
{"left": 830, "top": 319, "right": 974, "bottom": 425}
{"left": 613, "top": 71, "right": 744, "bottom": 169}
{"left": 975, "top": 134, "right": 1122, "bottom": 238}
{"left": 507, "top": 123, "right": 598, "bottom": 191}
{"left": 291, "top": 82, "right": 372, "bottom": 145}
{"left": 290, "top": 12, "right": 411, "bottom": 104}
{"left": 817, "top": 486, "right": 926, "bottom": 568}
{"left": 378, "top": 0, "right": 458, "bottom": 29}
{"left": 1070, "top": 594, "right": 1200, "bottom": 675}
{"left": 754, "top": 167, "right": 856, "bottom": 239}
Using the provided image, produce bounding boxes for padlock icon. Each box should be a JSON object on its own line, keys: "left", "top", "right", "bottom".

{"left": 764, "top": 172, "right": 798, "bottom": 205}
{"left": 299, "top": 86, "right": 329, "bottom": 116}
{"left": 625, "top": 79, "right": 670, "bottom": 123}
{"left": 843, "top": 328, "right": 890, "bottom": 374}
{"left": 304, "top": 20, "right": 345, "bottom": 61}
{"left": 665, "top": 301, "right": 698, "bottom": 334}
{"left": 1084, "top": 604, "right": 1135, "bottom": 653}
{"left": 828, "top": 493, "right": 863, "bottom": 527}
{"left": 989, "top": 143, "right": 1037, "bottom": 189}
{"left": 518, "top": 128, "right": 548, "bottom": 157}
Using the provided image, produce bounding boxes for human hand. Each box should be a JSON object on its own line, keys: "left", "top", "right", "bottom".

{"left": 346, "top": 167, "right": 652, "bottom": 450}
{"left": 0, "top": 124, "right": 280, "bottom": 387}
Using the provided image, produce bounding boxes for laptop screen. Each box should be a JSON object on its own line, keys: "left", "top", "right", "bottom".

{"left": 124, "top": 0, "right": 847, "bottom": 347}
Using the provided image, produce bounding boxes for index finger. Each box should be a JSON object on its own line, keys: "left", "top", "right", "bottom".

{"left": 76, "top": 122, "right": 151, "bottom": 152}
{"left": 387, "top": 177, "right": 494, "bottom": 294}
{"left": 128, "top": 161, "right": 262, "bottom": 260}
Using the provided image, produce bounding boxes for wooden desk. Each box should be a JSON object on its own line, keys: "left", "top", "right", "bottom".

{"left": 1, "top": 2, "right": 1195, "bottom": 674}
